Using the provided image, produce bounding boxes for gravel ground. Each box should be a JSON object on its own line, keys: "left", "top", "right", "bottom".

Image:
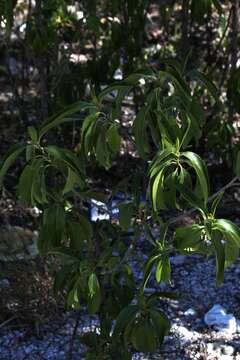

{"left": 1, "top": 252, "right": 240, "bottom": 359}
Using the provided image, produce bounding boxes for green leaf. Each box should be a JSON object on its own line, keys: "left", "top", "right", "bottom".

{"left": 214, "top": 219, "right": 240, "bottom": 246}
{"left": 118, "top": 202, "right": 134, "bottom": 231}
{"left": 211, "top": 191, "right": 224, "bottom": 216}
{"left": 26, "top": 145, "right": 35, "bottom": 162}
{"left": 155, "top": 256, "right": 171, "bottom": 283}
{"left": 0, "top": 144, "right": 26, "bottom": 188}
{"left": 53, "top": 265, "right": 73, "bottom": 296}
{"left": 224, "top": 239, "right": 239, "bottom": 267}
{"left": 150, "top": 149, "right": 174, "bottom": 174}
{"left": 212, "top": 231, "right": 225, "bottom": 287}
{"left": 39, "top": 101, "right": 96, "bottom": 139}
{"left": 182, "top": 151, "right": 209, "bottom": 204}
{"left": 146, "top": 292, "right": 180, "bottom": 306}
{"left": 2, "top": 0, "right": 15, "bottom": 34}
{"left": 131, "top": 319, "right": 158, "bottom": 352}
{"left": 152, "top": 168, "right": 165, "bottom": 212}
{"left": 149, "top": 309, "right": 170, "bottom": 346}
{"left": 67, "top": 285, "right": 80, "bottom": 309}
{"left": 27, "top": 126, "right": 38, "bottom": 143}
{"left": 78, "top": 215, "right": 93, "bottom": 242}
{"left": 236, "top": 151, "right": 240, "bottom": 177}
{"left": 88, "top": 273, "right": 101, "bottom": 314}
{"left": 142, "top": 253, "right": 161, "bottom": 290}
{"left": 49, "top": 247, "right": 80, "bottom": 261}
{"left": 63, "top": 168, "right": 83, "bottom": 194}
{"left": 47, "top": 145, "right": 83, "bottom": 174}
{"left": 81, "top": 111, "right": 101, "bottom": 139}
{"left": 68, "top": 221, "right": 84, "bottom": 251}
{"left": 174, "top": 224, "right": 204, "bottom": 251}
{"left": 106, "top": 123, "right": 121, "bottom": 154}
{"left": 188, "top": 70, "right": 219, "bottom": 103}
{"left": 95, "top": 124, "right": 111, "bottom": 169}
{"left": 176, "top": 183, "right": 206, "bottom": 213}
{"left": 113, "top": 305, "right": 138, "bottom": 338}
{"left": 18, "top": 164, "right": 35, "bottom": 205}
{"left": 133, "top": 107, "right": 150, "bottom": 159}
{"left": 37, "top": 205, "right": 66, "bottom": 253}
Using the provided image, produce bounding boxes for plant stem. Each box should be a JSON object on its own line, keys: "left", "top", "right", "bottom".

{"left": 67, "top": 311, "right": 81, "bottom": 360}
{"left": 169, "top": 176, "right": 239, "bottom": 225}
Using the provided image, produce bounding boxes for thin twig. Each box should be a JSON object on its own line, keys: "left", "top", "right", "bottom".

{"left": 67, "top": 311, "right": 81, "bottom": 360}
{"left": 0, "top": 316, "right": 17, "bottom": 329}
{"left": 203, "top": 7, "right": 233, "bottom": 75}
{"left": 168, "top": 176, "right": 239, "bottom": 225}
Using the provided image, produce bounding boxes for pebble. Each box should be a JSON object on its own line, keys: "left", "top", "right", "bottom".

{"left": 184, "top": 308, "right": 196, "bottom": 316}
{"left": 221, "top": 345, "right": 235, "bottom": 355}
{"left": 1, "top": 244, "right": 240, "bottom": 359}
{"left": 170, "top": 254, "right": 186, "bottom": 266}
{"left": 204, "top": 304, "right": 238, "bottom": 334}
{"left": 0, "top": 278, "right": 10, "bottom": 288}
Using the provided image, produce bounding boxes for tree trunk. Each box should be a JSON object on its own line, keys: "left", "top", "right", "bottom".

{"left": 181, "top": 0, "right": 190, "bottom": 60}
{"left": 35, "top": 0, "right": 49, "bottom": 121}
{"left": 229, "top": 0, "right": 239, "bottom": 122}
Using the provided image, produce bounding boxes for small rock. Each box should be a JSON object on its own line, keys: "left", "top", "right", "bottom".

{"left": 0, "top": 278, "right": 10, "bottom": 288}
{"left": 221, "top": 345, "right": 234, "bottom": 356}
{"left": 171, "top": 324, "right": 198, "bottom": 344}
{"left": 237, "top": 320, "right": 240, "bottom": 332}
{"left": 206, "top": 343, "right": 221, "bottom": 357}
{"left": 28, "top": 206, "right": 42, "bottom": 218}
{"left": 184, "top": 308, "right": 197, "bottom": 316}
{"left": 170, "top": 255, "right": 186, "bottom": 266}
{"left": 204, "top": 304, "right": 237, "bottom": 334}
{"left": 234, "top": 267, "right": 240, "bottom": 274}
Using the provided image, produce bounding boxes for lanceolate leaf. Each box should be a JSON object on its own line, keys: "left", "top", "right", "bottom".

{"left": 211, "top": 191, "right": 224, "bottom": 216}
{"left": 149, "top": 309, "right": 170, "bottom": 345}
{"left": 131, "top": 319, "right": 158, "bottom": 352}
{"left": 176, "top": 183, "right": 206, "bottom": 213}
{"left": 213, "top": 219, "right": 240, "bottom": 246}
{"left": 88, "top": 273, "right": 101, "bottom": 314}
{"left": 188, "top": 69, "right": 219, "bottom": 103}
{"left": 118, "top": 202, "right": 134, "bottom": 231}
{"left": 113, "top": 305, "right": 139, "bottom": 338}
{"left": 236, "top": 151, "right": 240, "bottom": 177}
{"left": 212, "top": 231, "right": 225, "bottom": 287}
{"left": 38, "top": 205, "right": 66, "bottom": 253}
{"left": 106, "top": 123, "right": 121, "bottom": 154}
{"left": 133, "top": 106, "right": 150, "bottom": 159}
{"left": 152, "top": 168, "right": 165, "bottom": 212}
{"left": 0, "top": 144, "right": 26, "bottom": 188}
{"left": 39, "top": 101, "right": 97, "bottom": 139}
{"left": 174, "top": 224, "right": 204, "bottom": 251}
{"left": 182, "top": 151, "right": 209, "bottom": 203}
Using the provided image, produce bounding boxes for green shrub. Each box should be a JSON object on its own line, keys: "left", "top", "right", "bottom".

{"left": 1, "top": 60, "right": 240, "bottom": 358}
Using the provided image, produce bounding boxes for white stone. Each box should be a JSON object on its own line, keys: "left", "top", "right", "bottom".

{"left": 184, "top": 308, "right": 196, "bottom": 316}
{"left": 206, "top": 343, "right": 221, "bottom": 357}
{"left": 29, "top": 206, "right": 42, "bottom": 218}
{"left": 219, "top": 356, "right": 234, "bottom": 360}
{"left": 237, "top": 320, "right": 240, "bottom": 333}
{"left": 172, "top": 324, "right": 198, "bottom": 344}
{"left": 221, "top": 345, "right": 234, "bottom": 356}
{"left": 113, "top": 68, "right": 123, "bottom": 81}
{"left": 90, "top": 200, "right": 110, "bottom": 221}
{"left": 0, "top": 279, "right": 10, "bottom": 288}
{"left": 204, "top": 304, "right": 237, "bottom": 334}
